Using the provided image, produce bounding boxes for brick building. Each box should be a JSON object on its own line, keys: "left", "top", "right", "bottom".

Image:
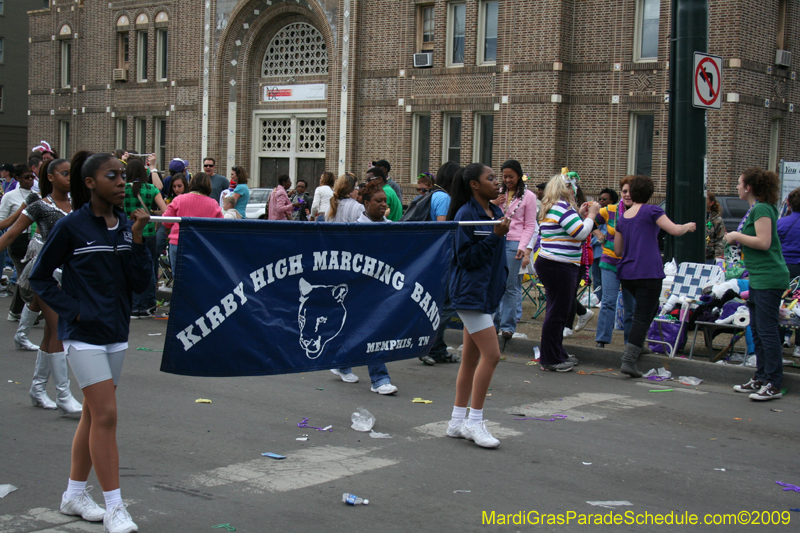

{"left": 26, "top": 0, "right": 799, "bottom": 198}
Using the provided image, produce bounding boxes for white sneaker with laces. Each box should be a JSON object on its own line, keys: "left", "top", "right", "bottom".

{"left": 103, "top": 503, "right": 138, "bottom": 533}
{"left": 794, "top": 346, "right": 800, "bottom": 358}
{"left": 60, "top": 487, "right": 105, "bottom": 521}
{"left": 446, "top": 420, "right": 465, "bottom": 438}
{"left": 574, "top": 309, "right": 595, "bottom": 332}
{"left": 330, "top": 369, "right": 359, "bottom": 383}
{"left": 563, "top": 327, "right": 573, "bottom": 337}
{"left": 462, "top": 421, "right": 500, "bottom": 448}
{"left": 370, "top": 383, "right": 398, "bottom": 395}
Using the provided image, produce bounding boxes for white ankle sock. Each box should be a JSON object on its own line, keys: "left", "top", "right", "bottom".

{"left": 466, "top": 408, "right": 484, "bottom": 427}
{"left": 103, "top": 489, "right": 122, "bottom": 509}
{"left": 64, "top": 479, "right": 87, "bottom": 500}
{"left": 449, "top": 406, "right": 467, "bottom": 426}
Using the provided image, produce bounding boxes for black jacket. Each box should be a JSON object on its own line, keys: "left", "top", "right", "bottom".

{"left": 29, "top": 203, "right": 152, "bottom": 344}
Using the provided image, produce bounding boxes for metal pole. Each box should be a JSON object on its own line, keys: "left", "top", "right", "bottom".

{"left": 665, "top": 0, "right": 708, "bottom": 263}
{"left": 148, "top": 216, "right": 504, "bottom": 226}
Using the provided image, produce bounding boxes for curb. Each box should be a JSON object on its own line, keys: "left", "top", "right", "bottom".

{"left": 443, "top": 329, "right": 799, "bottom": 392}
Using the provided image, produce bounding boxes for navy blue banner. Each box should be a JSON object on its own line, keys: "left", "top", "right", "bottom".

{"left": 160, "top": 219, "right": 456, "bottom": 376}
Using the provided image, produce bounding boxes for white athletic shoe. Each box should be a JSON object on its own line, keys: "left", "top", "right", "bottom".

{"left": 370, "top": 383, "right": 398, "bottom": 395}
{"left": 60, "top": 487, "right": 105, "bottom": 521}
{"left": 446, "top": 420, "right": 465, "bottom": 438}
{"left": 330, "top": 369, "right": 359, "bottom": 383}
{"left": 563, "top": 327, "right": 574, "bottom": 337}
{"left": 104, "top": 503, "right": 138, "bottom": 533}
{"left": 574, "top": 309, "right": 595, "bottom": 332}
{"left": 461, "top": 421, "right": 500, "bottom": 448}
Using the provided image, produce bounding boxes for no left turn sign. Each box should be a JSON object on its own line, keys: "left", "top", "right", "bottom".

{"left": 693, "top": 52, "right": 723, "bottom": 109}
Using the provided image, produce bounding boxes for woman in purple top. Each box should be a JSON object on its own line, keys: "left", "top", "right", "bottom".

{"left": 614, "top": 175, "right": 696, "bottom": 378}
{"left": 777, "top": 187, "right": 800, "bottom": 357}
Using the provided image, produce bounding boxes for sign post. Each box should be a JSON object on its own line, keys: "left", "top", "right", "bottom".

{"left": 665, "top": 0, "right": 709, "bottom": 265}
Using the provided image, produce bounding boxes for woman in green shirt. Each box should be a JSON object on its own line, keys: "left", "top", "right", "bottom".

{"left": 123, "top": 159, "right": 168, "bottom": 317}
{"left": 726, "top": 167, "right": 789, "bottom": 401}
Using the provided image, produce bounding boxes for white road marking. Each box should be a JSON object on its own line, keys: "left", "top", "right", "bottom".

{"left": 0, "top": 507, "right": 96, "bottom": 533}
{"left": 412, "top": 420, "right": 522, "bottom": 440}
{"left": 505, "top": 392, "right": 654, "bottom": 422}
{"left": 587, "top": 500, "right": 633, "bottom": 509}
{"left": 184, "top": 445, "right": 397, "bottom": 494}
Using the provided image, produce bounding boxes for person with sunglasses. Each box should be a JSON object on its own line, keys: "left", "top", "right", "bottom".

{"left": 366, "top": 167, "right": 402, "bottom": 221}
{"left": 413, "top": 174, "right": 433, "bottom": 201}
{"left": 203, "top": 158, "right": 230, "bottom": 204}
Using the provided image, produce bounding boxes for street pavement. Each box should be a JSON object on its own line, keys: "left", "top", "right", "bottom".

{"left": 1, "top": 315, "right": 799, "bottom": 532}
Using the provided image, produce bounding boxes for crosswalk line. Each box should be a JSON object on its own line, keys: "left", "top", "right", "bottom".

{"left": 182, "top": 445, "right": 397, "bottom": 494}
{"left": 506, "top": 392, "right": 655, "bottom": 422}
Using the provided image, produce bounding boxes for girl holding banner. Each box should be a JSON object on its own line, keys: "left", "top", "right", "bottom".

{"left": 30, "top": 151, "right": 152, "bottom": 533}
{"left": 445, "top": 163, "right": 510, "bottom": 448}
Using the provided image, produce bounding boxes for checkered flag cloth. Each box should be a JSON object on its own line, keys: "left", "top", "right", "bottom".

{"left": 669, "top": 262, "right": 725, "bottom": 301}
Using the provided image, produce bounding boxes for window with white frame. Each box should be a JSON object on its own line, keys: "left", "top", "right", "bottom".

{"left": 155, "top": 118, "right": 167, "bottom": 170}
{"left": 417, "top": 4, "right": 435, "bottom": 53}
{"left": 116, "top": 16, "right": 130, "bottom": 70}
{"left": 634, "top": 0, "right": 660, "bottom": 61}
{"left": 443, "top": 113, "right": 462, "bottom": 165}
{"left": 60, "top": 41, "right": 71, "bottom": 87}
{"left": 137, "top": 31, "right": 148, "bottom": 81}
{"left": 0, "top": 1, "right": 4, "bottom": 15}
{"left": 59, "top": 121, "right": 70, "bottom": 157}
{"left": 446, "top": 2, "right": 466, "bottom": 67}
{"left": 769, "top": 119, "right": 781, "bottom": 173}
{"left": 116, "top": 118, "right": 128, "bottom": 150}
{"left": 0, "top": 37, "right": 4, "bottom": 63}
{"left": 478, "top": 1, "right": 498, "bottom": 65}
{"left": 134, "top": 117, "right": 146, "bottom": 154}
{"left": 474, "top": 114, "right": 494, "bottom": 167}
{"left": 628, "top": 113, "right": 655, "bottom": 176}
{"left": 411, "top": 114, "right": 431, "bottom": 178}
{"left": 156, "top": 29, "right": 168, "bottom": 81}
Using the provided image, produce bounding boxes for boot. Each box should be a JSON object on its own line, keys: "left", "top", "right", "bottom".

{"left": 50, "top": 351, "right": 82, "bottom": 414}
{"left": 30, "top": 349, "right": 57, "bottom": 409}
{"left": 14, "top": 304, "right": 40, "bottom": 351}
{"left": 621, "top": 343, "right": 643, "bottom": 378}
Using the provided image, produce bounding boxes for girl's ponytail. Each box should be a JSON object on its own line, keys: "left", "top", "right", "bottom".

{"left": 70, "top": 151, "right": 93, "bottom": 210}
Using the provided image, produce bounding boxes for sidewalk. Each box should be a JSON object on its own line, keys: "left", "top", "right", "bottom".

{"left": 443, "top": 328, "right": 800, "bottom": 392}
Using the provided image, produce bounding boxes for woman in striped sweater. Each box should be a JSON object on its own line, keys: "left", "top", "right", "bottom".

{"left": 534, "top": 174, "right": 599, "bottom": 372}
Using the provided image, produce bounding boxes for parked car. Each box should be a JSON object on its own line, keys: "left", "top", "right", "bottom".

{"left": 659, "top": 195, "right": 747, "bottom": 232}
{"left": 245, "top": 188, "right": 273, "bottom": 219}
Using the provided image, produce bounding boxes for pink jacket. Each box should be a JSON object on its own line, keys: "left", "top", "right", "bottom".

{"left": 502, "top": 189, "right": 538, "bottom": 252}
{"left": 162, "top": 192, "right": 223, "bottom": 245}
{"left": 268, "top": 185, "right": 293, "bottom": 220}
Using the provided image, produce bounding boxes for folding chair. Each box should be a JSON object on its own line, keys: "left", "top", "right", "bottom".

{"left": 522, "top": 274, "right": 547, "bottom": 319}
{"left": 648, "top": 262, "right": 725, "bottom": 358}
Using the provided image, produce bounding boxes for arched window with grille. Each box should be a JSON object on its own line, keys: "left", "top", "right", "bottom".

{"left": 262, "top": 22, "right": 328, "bottom": 78}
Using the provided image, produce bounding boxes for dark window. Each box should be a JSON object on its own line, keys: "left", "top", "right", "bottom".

{"left": 634, "top": 114, "right": 654, "bottom": 177}
{"left": 416, "top": 115, "right": 431, "bottom": 176}
{"left": 477, "top": 115, "right": 494, "bottom": 167}
{"left": 446, "top": 115, "right": 461, "bottom": 164}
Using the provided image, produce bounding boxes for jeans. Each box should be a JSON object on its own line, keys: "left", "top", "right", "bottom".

{"left": 132, "top": 235, "right": 157, "bottom": 312}
{"left": 749, "top": 288, "right": 783, "bottom": 389}
{"left": 338, "top": 364, "right": 391, "bottom": 387}
{"left": 596, "top": 268, "right": 635, "bottom": 344}
{"left": 591, "top": 256, "right": 602, "bottom": 296}
{"left": 535, "top": 256, "right": 578, "bottom": 365}
{"left": 620, "top": 278, "right": 663, "bottom": 349}
{"left": 428, "top": 287, "right": 456, "bottom": 361}
{"left": 169, "top": 243, "right": 178, "bottom": 276}
{"left": 496, "top": 240, "right": 523, "bottom": 333}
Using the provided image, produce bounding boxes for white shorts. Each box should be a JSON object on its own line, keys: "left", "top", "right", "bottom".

{"left": 456, "top": 310, "right": 495, "bottom": 335}
{"left": 63, "top": 341, "right": 128, "bottom": 389}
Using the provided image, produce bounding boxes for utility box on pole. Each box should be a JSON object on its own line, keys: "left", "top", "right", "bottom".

{"left": 665, "top": 0, "right": 709, "bottom": 264}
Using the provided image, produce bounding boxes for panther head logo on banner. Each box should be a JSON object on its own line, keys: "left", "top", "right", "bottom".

{"left": 298, "top": 278, "right": 348, "bottom": 359}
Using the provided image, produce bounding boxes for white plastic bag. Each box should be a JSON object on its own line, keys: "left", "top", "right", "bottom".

{"left": 350, "top": 407, "right": 375, "bottom": 432}
{"left": 579, "top": 290, "right": 599, "bottom": 308}
{"left": 663, "top": 259, "right": 678, "bottom": 277}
